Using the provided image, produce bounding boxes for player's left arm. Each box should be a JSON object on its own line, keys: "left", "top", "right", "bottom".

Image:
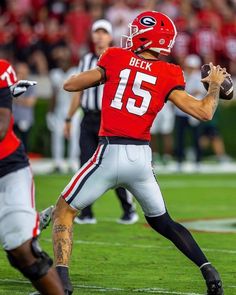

{"left": 63, "top": 67, "right": 105, "bottom": 92}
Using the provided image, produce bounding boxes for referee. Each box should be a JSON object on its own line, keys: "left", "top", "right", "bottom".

{"left": 64, "top": 19, "right": 138, "bottom": 225}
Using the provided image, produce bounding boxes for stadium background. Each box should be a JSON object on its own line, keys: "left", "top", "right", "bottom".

{"left": 0, "top": 0, "right": 236, "bottom": 159}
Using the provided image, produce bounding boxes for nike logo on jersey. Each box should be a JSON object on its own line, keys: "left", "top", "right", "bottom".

{"left": 129, "top": 57, "right": 152, "bottom": 72}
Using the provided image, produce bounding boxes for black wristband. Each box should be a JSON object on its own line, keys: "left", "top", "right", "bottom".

{"left": 65, "top": 117, "right": 72, "bottom": 123}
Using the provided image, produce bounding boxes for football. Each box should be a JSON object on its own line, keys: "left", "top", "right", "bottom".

{"left": 201, "top": 64, "right": 234, "bottom": 100}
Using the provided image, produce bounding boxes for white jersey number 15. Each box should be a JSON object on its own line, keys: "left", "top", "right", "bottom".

{"left": 110, "top": 69, "right": 157, "bottom": 116}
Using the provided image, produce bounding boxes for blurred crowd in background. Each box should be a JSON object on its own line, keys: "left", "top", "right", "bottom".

{"left": 1, "top": 0, "right": 236, "bottom": 171}
{"left": 1, "top": 0, "right": 236, "bottom": 72}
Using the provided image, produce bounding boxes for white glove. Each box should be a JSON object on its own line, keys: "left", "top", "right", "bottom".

{"left": 10, "top": 80, "right": 37, "bottom": 97}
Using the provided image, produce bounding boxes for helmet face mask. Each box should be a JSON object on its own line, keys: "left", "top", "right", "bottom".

{"left": 121, "top": 24, "right": 153, "bottom": 51}
{"left": 130, "top": 24, "right": 139, "bottom": 35}
{"left": 121, "top": 33, "right": 133, "bottom": 50}
{"left": 121, "top": 11, "right": 177, "bottom": 56}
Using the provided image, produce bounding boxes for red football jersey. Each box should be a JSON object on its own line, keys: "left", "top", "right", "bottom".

{"left": 0, "top": 116, "right": 20, "bottom": 160}
{"left": 0, "top": 59, "right": 17, "bottom": 88}
{"left": 97, "top": 47, "right": 185, "bottom": 140}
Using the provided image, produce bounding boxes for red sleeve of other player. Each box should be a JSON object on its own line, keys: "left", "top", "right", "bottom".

{"left": 0, "top": 59, "right": 17, "bottom": 88}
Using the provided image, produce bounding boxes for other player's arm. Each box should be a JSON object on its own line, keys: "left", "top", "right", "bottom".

{"left": 169, "top": 63, "right": 227, "bottom": 121}
{"left": 63, "top": 67, "right": 105, "bottom": 92}
{"left": 0, "top": 88, "right": 12, "bottom": 141}
{"left": 0, "top": 108, "right": 10, "bottom": 141}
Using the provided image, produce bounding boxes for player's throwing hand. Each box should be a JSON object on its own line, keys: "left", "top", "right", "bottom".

{"left": 201, "top": 63, "right": 229, "bottom": 86}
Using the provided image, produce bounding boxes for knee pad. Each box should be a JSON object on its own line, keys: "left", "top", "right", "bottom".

{"left": 7, "top": 238, "right": 53, "bottom": 281}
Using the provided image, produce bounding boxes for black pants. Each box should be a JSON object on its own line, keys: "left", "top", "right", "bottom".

{"left": 79, "top": 112, "right": 134, "bottom": 217}
{"left": 174, "top": 116, "right": 201, "bottom": 163}
{"left": 13, "top": 124, "right": 31, "bottom": 153}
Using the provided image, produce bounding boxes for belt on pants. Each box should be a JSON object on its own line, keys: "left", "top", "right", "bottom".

{"left": 99, "top": 136, "right": 149, "bottom": 145}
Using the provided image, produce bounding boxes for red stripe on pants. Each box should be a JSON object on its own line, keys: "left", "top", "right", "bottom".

{"left": 31, "top": 178, "right": 35, "bottom": 208}
{"left": 62, "top": 145, "right": 102, "bottom": 199}
{"left": 32, "top": 213, "right": 40, "bottom": 237}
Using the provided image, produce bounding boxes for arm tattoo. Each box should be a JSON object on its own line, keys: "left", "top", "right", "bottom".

{"left": 207, "top": 82, "right": 220, "bottom": 115}
{"left": 53, "top": 224, "right": 73, "bottom": 266}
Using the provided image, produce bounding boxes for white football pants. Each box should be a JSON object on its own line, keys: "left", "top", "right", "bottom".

{"left": 0, "top": 167, "right": 39, "bottom": 250}
{"left": 61, "top": 140, "right": 166, "bottom": 217}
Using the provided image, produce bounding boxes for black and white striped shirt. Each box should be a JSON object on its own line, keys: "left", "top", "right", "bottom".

{"left": 78, "top": 52, "right": 104, "bottom": 112}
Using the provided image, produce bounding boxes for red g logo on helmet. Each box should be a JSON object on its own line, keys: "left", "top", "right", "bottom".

{"left": 121, "top": 11, "right": 177, "bottom": 56}
{"left": 140, "top": 16, "right": 157, "bottom": 27}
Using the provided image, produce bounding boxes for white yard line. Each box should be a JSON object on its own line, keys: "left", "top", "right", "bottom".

{"left": 201, "top": 247, "right": 236, "bottom": 254}
{"left": 159, "top": 180, "right": 236, "bottom": 188}
{"left": 0, "top": 279, "right": 204, "bottom": 294}
{"left": 42, "top": 238, "right": 236, "bottom": 254}
{"left": 133, "top": 288, "right": 203, "bottom": 294}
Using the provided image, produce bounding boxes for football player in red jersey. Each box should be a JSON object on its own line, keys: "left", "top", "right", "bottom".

{"left": 0, "top": 59, "right": 64, "bottom": 294}
{"left": 52, "top": 11, "right": 226, "bottom": 295}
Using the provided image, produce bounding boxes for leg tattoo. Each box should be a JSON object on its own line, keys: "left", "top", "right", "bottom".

{"left": 53, "top": 224, "right": 73, "bottom": 266}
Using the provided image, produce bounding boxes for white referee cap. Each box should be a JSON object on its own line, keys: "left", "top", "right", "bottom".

{"left": 185, "top": 54, "right": 201, "bottom": 68}
{"left": 92, "top": 19, "right": 112, "bottom": 35}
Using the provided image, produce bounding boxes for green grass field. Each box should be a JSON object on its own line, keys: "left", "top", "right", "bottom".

{"left": 0, "top": 173, "right": 236, "bottom": 295}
